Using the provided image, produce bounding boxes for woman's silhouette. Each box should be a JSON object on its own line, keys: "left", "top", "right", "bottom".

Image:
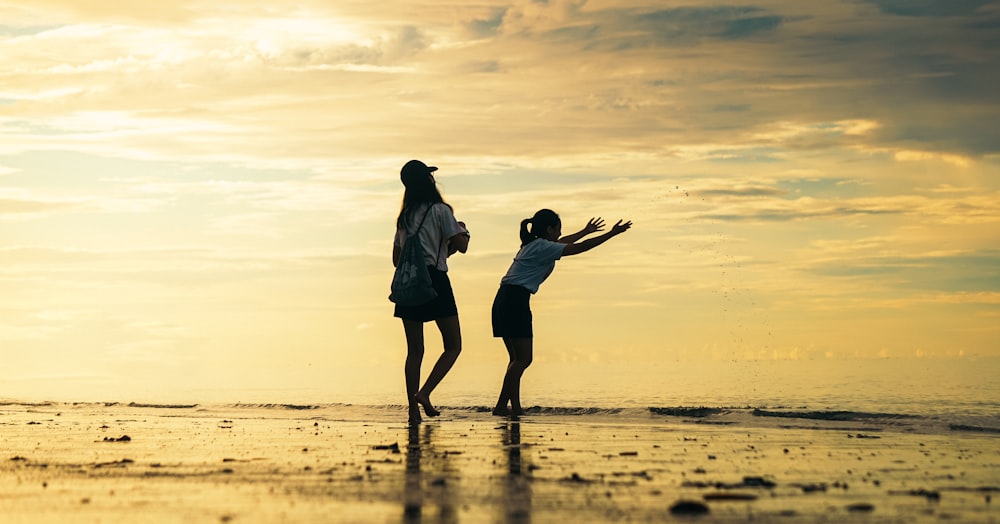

{"left": 392, "top": 160, "right": 470, "bottom": 423}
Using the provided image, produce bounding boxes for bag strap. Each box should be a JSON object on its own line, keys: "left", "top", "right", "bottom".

{"left": 434, "top": 214, "right": 449, "bottom": 269}
{"left": 405, "top": 203, "right": 449, "bottom": 268}
{"left": 406, "top": 203, "right": 434, "bottom": 240}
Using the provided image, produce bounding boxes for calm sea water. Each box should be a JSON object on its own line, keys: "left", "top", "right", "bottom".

{"left": 229, "top": 357, "right": 999, "bottom": 431}
{"left": 441, "top": 357, "right": 1000, "bottom": 417}
{"left": 183, "top": 357, "right": 998, "bottom": 416}
{"left": 5, "top": 357, "right": 997, "bottom": 432}
{"left": 329, "top": 357, "right": 994, "bottom": 434}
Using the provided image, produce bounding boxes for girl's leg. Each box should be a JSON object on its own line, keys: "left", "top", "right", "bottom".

{"left": 414, "top": 315, "right": 462, "bottom": 417}
{"left": 492, "top": 340, "right": 516, "bottom": 416}
{"left": 402, "top": 320, "right": 425, "bottom": 423}
{"left": 493, "top": 337, "right": 533, "bottom": 417}
{"left": 506, "top": 337, "right": 532, "bottom": 415}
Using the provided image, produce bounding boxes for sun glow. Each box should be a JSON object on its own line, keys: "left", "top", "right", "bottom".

{"left": 0, "top": 0, "right": 997, "bottom": 405}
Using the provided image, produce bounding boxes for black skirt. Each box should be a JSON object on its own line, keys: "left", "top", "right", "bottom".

{"left": 491, "top": 284, "right": 532, "bottom": 338}
{"left": 393, "top": 266, "right": 459, "bottom": 322}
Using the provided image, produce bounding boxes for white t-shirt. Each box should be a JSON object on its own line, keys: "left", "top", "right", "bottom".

{"left": 499, "top": 238, "right": 566, "bottom": 293}
{"left": 394, "top": 203, "right": 465, "bottom": 271}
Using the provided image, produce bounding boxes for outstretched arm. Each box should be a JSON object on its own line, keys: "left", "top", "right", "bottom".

{"left": 562, "top": 219, "right": 632, "bottom": 256}
{"left": 558, "top": 217, "right": 605, "bottom": 244}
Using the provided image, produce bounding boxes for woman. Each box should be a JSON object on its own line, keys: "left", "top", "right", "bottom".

{"left": 491, "top": 209, "right": 631, "bottom": 417}
{"left": 392, "top": 160, "right": 470, "bottom": 423}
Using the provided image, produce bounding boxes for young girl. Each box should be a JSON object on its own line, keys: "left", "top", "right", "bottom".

{"left": 393, "top": 160, "right": 471, "bottom": 424}
{"left": 491, "top": 209, "right": 632, "bottom": 417}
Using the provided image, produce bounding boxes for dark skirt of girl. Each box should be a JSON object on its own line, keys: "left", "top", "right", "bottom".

{"left": 491, "top": 284, "right": 533, "bottom": 338}
{"left": 393, "top": 266, "right": 459, "bottom": 322}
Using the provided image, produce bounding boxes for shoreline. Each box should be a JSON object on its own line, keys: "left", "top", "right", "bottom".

{"left": 5, "top": 399, "right": 998, "bottom": 436}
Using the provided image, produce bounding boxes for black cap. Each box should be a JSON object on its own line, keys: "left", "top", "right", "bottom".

{"left": 401, "top": 159, "right": 438, "bottom": 186}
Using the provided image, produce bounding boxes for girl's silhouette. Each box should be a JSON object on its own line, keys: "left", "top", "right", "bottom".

{"left": 491, "top": 209, "right": 631, "bottom": 417}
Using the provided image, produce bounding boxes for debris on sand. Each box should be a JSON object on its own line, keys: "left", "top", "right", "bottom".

{"left": 372, "top": 442, "right": 400, "bottom": 452}
{"left": 670, "top": 500, "right": 710, "bottom": 515}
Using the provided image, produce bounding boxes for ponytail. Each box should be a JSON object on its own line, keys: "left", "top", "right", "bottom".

{"left": 519, "top": 209, "right": 561, "bottom": 246}
{"left": 518, "top": 218, "right": 533, "bottom": 246}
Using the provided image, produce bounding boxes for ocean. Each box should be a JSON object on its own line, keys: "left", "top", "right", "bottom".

{"left": 7, "top": 357, "right": 995, "bottom": 435}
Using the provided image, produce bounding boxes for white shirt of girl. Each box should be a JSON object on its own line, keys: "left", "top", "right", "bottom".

{"left": 394, "top": 203, "right": 465, "bottom": 272}
{"left": 499, "top": 238, "right": 565, "bottom": 293}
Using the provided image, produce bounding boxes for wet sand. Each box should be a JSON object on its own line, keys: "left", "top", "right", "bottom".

{"left": 1, "top": 402, "right": 997, "bottom": 523}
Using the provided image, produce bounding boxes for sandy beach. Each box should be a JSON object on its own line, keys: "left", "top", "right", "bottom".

{"left": 1, "top": 401, "right": 997, "bottom": 523}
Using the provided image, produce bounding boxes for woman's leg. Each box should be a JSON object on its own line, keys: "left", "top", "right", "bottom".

{"left": 414, "top": 315, "right": 462, "bottom": 417}
{"left": 403, "top": 320, "right": 425, "bottom": 423}
{"left": 493, "top": 337, "right": 533, "bottom": 417}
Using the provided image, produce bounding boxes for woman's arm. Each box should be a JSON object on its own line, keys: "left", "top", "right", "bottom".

{"left": 392, "top": 245, "right": 401, "bottom": 267}
{"left": 562, "top": 219, "right": 632, "bottom": 256}
{"left": 447, "top": 221, "right": 470, "bottom": 256}
{"left": 559, "top": 217, "right": 605, "bottom": 244}
{"left": 448, "top": 232, "right": 470, "bottom": 255}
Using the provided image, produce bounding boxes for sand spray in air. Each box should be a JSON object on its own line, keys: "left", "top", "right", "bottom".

{"left": 646, "top": 180, "right": 774, "bottom": 405}
{"left": 621, "top": 178, "right": 777, "bottom": 405}
{"left": 706, "top": 229, "right": 778, "bottom": 407}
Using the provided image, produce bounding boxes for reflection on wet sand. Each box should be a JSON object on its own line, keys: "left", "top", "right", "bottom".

{"left": 400, "top": 421, "right": 534, "bottom": 523}
{"left": 3, "top": 402, "right": 996, "bottom": 522}
{"left": 403, "top": 425, "right": 422, "bottom": 522}
{"left": 402, "top": 424, "right": 457, "bottom": 523}
{"left": 501, "top": 421, "right": 532, "bottom": 524}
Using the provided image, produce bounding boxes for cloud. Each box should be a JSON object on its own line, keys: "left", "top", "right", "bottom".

{"left": 615, "top": 7, "right": 784, "bottom": 47}
{"left": 713, "top": 104, "right": 751, "bottom": 113}
{"left": 698, "top": 193, "right": 1000, "bottom": 224}
{"left": 716, "top": 14, "right": 784, "bottom": 39}
{"left": 0, "top": 24, "right": 59, "bottom": 37}
{"left": 805, "top": 249, "right": 1000, "bottom": 293}
{"left": 466, "top": 8, "right": 506, "bottom": 38}
{"left": 0, "top": 198, "right": 78, "bottom": 215}
{"left": 858, "top": 0, "right": 995, "bottom": 17}
{"left": 2, "top": 1, "right": 996, "bottom": 168}
{"left": 894, "top": 149, "right": 972, "bottom": 167}
{"left": 480, "top": 5, "right": 789, "bottom": 54}
{"left": 698, "top": 186, "right": 788, "bottom": 197}
{"left": 498, "top": 0, "right": 587, "bottom": 35}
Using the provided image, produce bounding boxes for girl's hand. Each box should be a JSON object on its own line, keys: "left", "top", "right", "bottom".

{"left": 584, "top": 217, "right": 605, "bottom": 234}
{"left": 611, "top": 219, "right": 632, "bottom": 235}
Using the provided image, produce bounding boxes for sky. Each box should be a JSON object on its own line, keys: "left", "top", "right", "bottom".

{"left": 1, "top": 0, "right": 998, "bottom": 403}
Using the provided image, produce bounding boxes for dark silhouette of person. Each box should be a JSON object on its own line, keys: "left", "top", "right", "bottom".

{"left": 491, "top": 210, "right": 631, "bottom": 417}
{"left": 392, "top": 160, "right": 470, "bottom": 423}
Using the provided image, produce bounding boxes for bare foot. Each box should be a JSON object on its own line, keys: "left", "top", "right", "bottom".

{"left": 492, "top": 406, "right": 511, "bottom": 417}
{"left": 409, "top": 405, "right": 422, "bottom": 424}
{"left": 414, "top": 392, "right": 440, "bottom": 417}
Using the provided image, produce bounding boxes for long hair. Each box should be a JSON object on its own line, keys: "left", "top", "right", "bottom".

{"left": 519, "top": 209, "right": 560, "bottom": 246}
{"left": 396, "top": 164, "right": 450, "bottom": 228}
